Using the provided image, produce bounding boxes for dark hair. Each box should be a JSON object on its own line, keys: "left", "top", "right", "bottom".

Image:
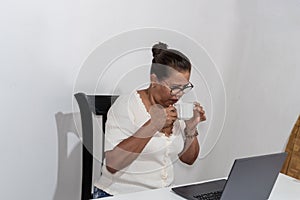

{"left": 150, "top": 42, "right": 191, "bottom": 80}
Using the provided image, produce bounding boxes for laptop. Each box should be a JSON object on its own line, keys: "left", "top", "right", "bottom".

{"left": 172, "top": 152, "right": 287, "bottom": 200}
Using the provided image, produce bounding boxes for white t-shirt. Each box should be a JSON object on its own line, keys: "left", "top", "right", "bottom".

{"left": 94, "top": 91, "right": 186, "bottom": 195}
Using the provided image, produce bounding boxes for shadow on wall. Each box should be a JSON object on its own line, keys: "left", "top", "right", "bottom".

{"left": 52, "top": 112, "right": 82, "bottom": 200}
{"left": 52, "top": 112, "right": 103, "bottom": 200}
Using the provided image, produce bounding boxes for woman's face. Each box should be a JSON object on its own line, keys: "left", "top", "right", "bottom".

{"left": 152, "top": 70, "right": 191, "bottom": 107}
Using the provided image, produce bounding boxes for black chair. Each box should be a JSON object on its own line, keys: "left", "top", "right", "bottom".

{"left": 74, "top": 93, "right": 119, "bottom": 200}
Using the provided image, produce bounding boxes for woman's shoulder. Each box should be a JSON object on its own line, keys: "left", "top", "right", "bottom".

{"left": 108, "top": 91, "right": 147, "bottom": 124}
{"left": 109, "top": 91, "right": 142, "bottom": 112}
{"left": 112, "top": 91, "right": 139, "bottom": 105}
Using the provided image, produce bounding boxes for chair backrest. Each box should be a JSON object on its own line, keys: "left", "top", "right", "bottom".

{"left": 74, "top": 93, "right": 119, "bottom": 200}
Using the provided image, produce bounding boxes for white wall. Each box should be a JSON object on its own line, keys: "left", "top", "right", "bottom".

{"left": 1, "top": 0, "right": 299, "bottom": 199}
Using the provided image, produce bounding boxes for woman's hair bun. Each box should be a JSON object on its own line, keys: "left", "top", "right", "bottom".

{"left": 152, "top": 42, "right": 168, "bottom": 59}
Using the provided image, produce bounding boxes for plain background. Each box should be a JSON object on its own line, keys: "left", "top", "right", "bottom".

{"left": 1, "top": 0, "right": 300, "bottom": 199}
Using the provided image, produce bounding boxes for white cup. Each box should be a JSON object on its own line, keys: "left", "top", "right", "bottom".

{"left": 175, "top": 102, "right": 194, "bottom": 120}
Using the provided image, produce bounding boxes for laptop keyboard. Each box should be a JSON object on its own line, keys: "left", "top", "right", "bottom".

{"left": 193, "top": 191, "right": 223, "bottom": 200}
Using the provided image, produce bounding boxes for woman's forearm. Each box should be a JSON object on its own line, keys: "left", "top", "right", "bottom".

{"left": 178, "top": 136, "right": 200, "bottom": 165}
{"left": 105, "top": 120, "right": 158, "bottom": 174}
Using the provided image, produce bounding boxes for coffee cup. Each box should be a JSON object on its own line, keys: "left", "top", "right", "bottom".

{"left": 175, "top": 102, "right": 194, "bottom": 120}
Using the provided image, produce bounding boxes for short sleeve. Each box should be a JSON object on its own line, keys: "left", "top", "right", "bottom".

{"left": 104, "top": 93, "right": 150, "bottom": 152}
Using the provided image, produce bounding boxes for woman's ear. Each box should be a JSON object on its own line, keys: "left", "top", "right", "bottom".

{"left": 150, "top": 74, "right": 159, "bottom": 88}
{"left": 150, "top": 74, "right": 158, "bottom": 83}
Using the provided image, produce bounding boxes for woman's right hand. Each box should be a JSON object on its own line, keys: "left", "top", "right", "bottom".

{"left": 148, "top": 104, "right": 177, "bottom": 131}
{"left": 163, "top": 105, "right": 178, "bottom": 128}
{"left": 149, "top": 104, "right": 177, "bottom": 135}
{"left": 148, "top": 104, "right": 166, "bottom": 131}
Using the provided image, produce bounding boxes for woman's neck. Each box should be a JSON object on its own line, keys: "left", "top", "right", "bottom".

{"left": 145, "top": 88, "right": 156, "bottom": 105}
{"left": 138, "top": 88, "right": 156, "bottom": 111}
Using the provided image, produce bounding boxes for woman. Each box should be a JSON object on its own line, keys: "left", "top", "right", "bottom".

{"left": 93, "top": 42, "right": 206, "bottom": 198}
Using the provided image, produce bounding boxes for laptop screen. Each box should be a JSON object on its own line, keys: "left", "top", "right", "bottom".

{"left": 172, "top": 152, "right": 287, "bottom": 200}
{"left": 220, "top": 152, "right": 287, "bottom": 200}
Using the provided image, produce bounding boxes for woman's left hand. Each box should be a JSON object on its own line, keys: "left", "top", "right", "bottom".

{"left": 184, "top": 102, "right": 206, "bottom": 131}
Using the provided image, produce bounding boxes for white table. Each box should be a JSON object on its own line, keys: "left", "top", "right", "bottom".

{"left": 268, "top": 173, "right": 300, "bottom": 200}
{"left": 100, "top": 173, "right": 300, "bottom": 200}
